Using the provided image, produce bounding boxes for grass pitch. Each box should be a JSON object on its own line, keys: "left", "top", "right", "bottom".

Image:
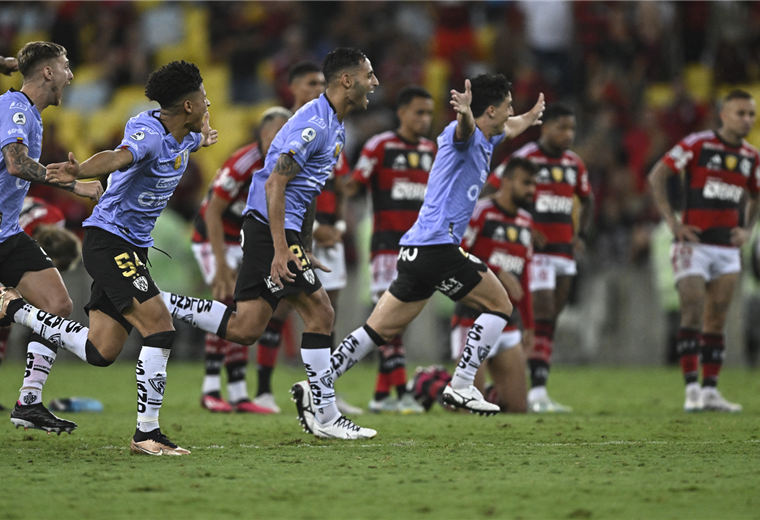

{"left": 1, "top": 361, "right": 759, "bottom": 520}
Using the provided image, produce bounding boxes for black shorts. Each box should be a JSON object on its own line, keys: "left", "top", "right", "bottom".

{"left": 82, "top": 227, "right": 160, "bottom": 333}
{"left": 235, "top": 216, "right": 322, "bottom": 311}
{"left": 0, "top": 231, "right": 56, "bottom": 287}
{"left": 388, "top": 244, "right": 487, "bottom": 303}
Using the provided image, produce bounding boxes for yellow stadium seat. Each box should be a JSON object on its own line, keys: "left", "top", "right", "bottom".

{"left": 644, "top": 83, "right": 674, "bottom": 109}
{"left": 683, "top": 63, "right": 713, "bottom": 102}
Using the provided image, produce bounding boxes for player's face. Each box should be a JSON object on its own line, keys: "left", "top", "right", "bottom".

{"left": 543, "top": 115, "right": 576, "bottom": 151}
{"left": 492, "top": 93, "right": 514, "bottom": 128}
{"left": 49, "top": 55, "right": 73, "bottom": 106}
{"left": 398, "top": 97, "right": 434, "bottom": 138}
{"left": 291, "top": 71, "right": 326, "bottom": 105}
{"left": 188, "top": 84, "right": 210, "bottom": 132}
{"left": 348, "top": 59, "right": 379, "bottom": 111}
{"left": 505, "top": 167, "right": 537, "bottom": 208}
{"left": 721, "top": 98, "right": 756, "bottom": 139}
{"left": 259, "top": 115, "right": 288, "bottom": 153}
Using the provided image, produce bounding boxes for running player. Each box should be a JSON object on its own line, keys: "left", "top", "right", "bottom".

{"left": 192, "top": 107, "right": 290, "bottom": 414}
{"left": 291, "top": 74, "right": 545, "bottom": 435}
{"left": 484, "top": 104, "right": 593, "bottom": 413}
{"left": 649, "top": 89, "right": 760, "bottom": 412}
{"left": 343, "top": 85, "right": 436, "bottom": 414}
{"left": 1, "top": 60, "right": 217, "bottom": 454}
{"left": 0, "top": 41, "right": 102, "bottom": 433}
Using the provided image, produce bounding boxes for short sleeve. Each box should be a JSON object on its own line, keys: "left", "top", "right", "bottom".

{"left": 279, "top": 121, "right": 327, "bottom": 169}
{"left": 575, "top": 159, "right": 592, "bottom": 198}
{"left": 662, "top": 137, "right": 698, "bottom": 173}
{"left": 351, "top": 143, "right": 382, "bottom": 185}
{"left": 0, "top": 104, "right": 34, "bottom": 150}
{"left": 751, "top": 151, "right": 760, "bottom": 194}
{"left": 117, "top": 120, "right": 161, "bottom": 167}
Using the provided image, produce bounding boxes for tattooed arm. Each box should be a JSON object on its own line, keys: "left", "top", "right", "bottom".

{"left": 2, "top": 143, "right": 103, "bottom": 202}
{"left": 265, "top": 153, "right": 302, "bottom": 288}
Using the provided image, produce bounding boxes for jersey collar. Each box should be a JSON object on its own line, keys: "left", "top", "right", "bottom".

{"left": 9, "top": 88, "right": 35, "bottom": 107}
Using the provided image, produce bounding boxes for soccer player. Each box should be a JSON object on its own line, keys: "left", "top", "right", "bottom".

{"left": 0, "top": 41, "right": 102, "bottom": 433}
{"left": 192, "top": 107, "right": 290, "bottom": 414}
{"left": 343, "top": 85, "right": 436, "bottom": 414}
{"left": 649, "top": 89, "right": 760, "bottom": 412}
{"left": 449, "top": 157, "right": 539, "bottom": 413}
{"left": 483, "top": 104, "right": 592, "bottom": 413}
{"left": 291, "top": 74, "right": 545, "bottom": 434}
{"left": 1, "top": 60, "right": 217, "bottom": 454}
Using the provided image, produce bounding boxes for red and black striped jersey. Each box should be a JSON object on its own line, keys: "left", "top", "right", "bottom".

{"left": 486, "top": 142, "right": 590, "bottom": 258}
{"left": 453, "top": 198, "right": 534, "bottom": 333}
{"left": 351, "top": 131, "right": 436, "bottom": 256}
{"left": 19, "top": 196, "right": 65, "bottom": 236}
{"left": 662, "top": 130, "right": 760, "bottom": 246}
{"left": 192, "top": 142, "right": 263, "bottom": 244}
{"left": 315, "top": 150, "right": 349, "bottom": 225}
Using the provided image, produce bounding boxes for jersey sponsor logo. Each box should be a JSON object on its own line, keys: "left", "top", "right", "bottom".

{"left": 467, "top": 185, "right": 480, "bottom": 201}
{"left": 264, "top": 275, "right": 283, "bottom": 293}
{"left": 535, "top": 193, "right": 573, "bottom": 214}
{"left": 667, "top": 144, "right": 693, "bottom": 170}
{"left": 133, "top": 276, "right": 149, "bottom": 292}
{"left": 9, "top": 101, "right": 28, "bottom": 111}
{"left": 398, "top": 246, "right": 418, "bottom": 262}
{"left": 702, "top": 177, "right": 743, "bottom": 202}
{"left": 12, "top": 112, "right": 26, "bottom": 125}
{"left": 391, "top": 180, "right": 426, "bottom": 201}
{"left": 156, "top": 175, "right": 182, "bottom": 189}
{"left": 436, "top": 276, "right": 464, "bottom": 296}
{"left": 16, "top": 178, "right": 29, "bottom": 190}
{"left": 6, "top": 128, "right": 24, "bottom": 136}
{"left": 308, "top": 115, "right": 327, "bottom": 129}
{"left": 706, "top": 154, "right": 723, "bottom": 170}
{"left": 138, "top": 191, "right": 172, "bottom": 208}
{"left": 488, "top": 251, "right": 525, "bottom": 275}
{"left": 130, "top": 131, "right": 145, "bottom": 141}
{"left": 301, "top": 127, "right": 317, "bottom": 142}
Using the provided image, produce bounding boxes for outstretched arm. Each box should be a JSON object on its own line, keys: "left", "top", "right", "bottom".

{"left": 452, "top": 79, "right": 475, "bottom": 143}
{"left": 2, "top": 143, "right": 102, "bottom": 202}
{"left": 46, "top": 149, "right": 133, "bottom": 183}
{"left": 504, "top": 93, "right": 545, "bottom": 140}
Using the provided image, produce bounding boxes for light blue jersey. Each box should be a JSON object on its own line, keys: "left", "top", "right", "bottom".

{"left": 0, "top": 90, "right": 42, "bottom": 242}
{"left": 84, "top": 110, "right": 202, "bottom": 248}
{"left": 244, "top": 94, "right": 345, "bottom": 232}
{"left": 401, "top": 121, "right": 505, "bottom": 246}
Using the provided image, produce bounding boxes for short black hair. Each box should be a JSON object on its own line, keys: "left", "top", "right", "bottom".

{"left": 17, "top": 41, "right": 67, "bottom": 77}
{"left": 724, "top": 89, "right": 753, "bottom": 103}
{"left": 288, "top": 61, "right": 322, "bottom": 85}
{"left": 502, "top": 157, "right": 538, "bottom": 179}
{"left": 33, "top": 225, "right": 81, "bottom": 272}
{"left": 144, "top": 60, "right": 203, "bottom": 108}
{"left": 397, "top": 85, "right": 432, "bottom": 109}
{"left": 542, "top": 103, "right": 575, "bottom": 124}
{"left": 469, "top": 73, "right": 512, "bottom": 118}
{"left": 322, "top": 47, "right": 367, "bottom": 84}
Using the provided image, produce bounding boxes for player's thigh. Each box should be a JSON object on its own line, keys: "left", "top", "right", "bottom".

{"left": 123, "top": 294, "right": 175, "bottom": 337}
{"left": 87, "top": 309, "right": 131, "bottom": 360}
{"left": 458, "top": 269, "right": 513, "bottom": 317}
{"left": 366, "top": 291, "right": 429, "bottom": 341}
{"left": 286, "top": 287, "right": 334, "bottom": 335}
{"left": 17, "top": 267, "right": 72, "bottom": 317}
{"left": 703, "top": 272, "right": 740, "bottom": 332}
{"left": 226, "top": 298, "right": 274, "bottom": 345}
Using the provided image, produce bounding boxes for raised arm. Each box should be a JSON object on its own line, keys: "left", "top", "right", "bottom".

{"left": 504, "top": 93, "right": 545, "bottom": 140}
{"left": 265, "top": 153, "right": 303, "bottom": 288}
{"left": 2, "top": 143, "right": 103, "bottom": 202}
{"left": 452, "top": 79, "right": 475, "bottom": 143}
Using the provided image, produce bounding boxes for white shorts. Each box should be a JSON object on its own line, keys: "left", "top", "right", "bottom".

{"left": 313, "top": 242, "right": 347, "bottom": 291}
{"left": 670, "top": 242, "right": 741, "bottom": 283}
{"left": 450, "top": 325, "right": 521, "bottom": 361}
{"left": 192, "top": 242, "right": 244, "bottom": 286}
{"left": 529, "top": 253, "right": 577, "bottom": 292}
{"left": 370, "top": 253, "right": 399, "bottom": 303}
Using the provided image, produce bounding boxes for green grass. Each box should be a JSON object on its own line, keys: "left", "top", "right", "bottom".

{"left": 2, "top": 361, "right": 760, "bottom": 520}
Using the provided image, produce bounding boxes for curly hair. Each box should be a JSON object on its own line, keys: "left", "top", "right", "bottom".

{"left": 322, "top": 48, "right": 367, "bottom": 84}
{"left": 144, "top": 60, "right": 203, "bottom": 108}
{"left": 469, "top": 73, "right": 512, "bottom": 119}
{"left": 16, "top": 41, "right": 67, "bottom": 77}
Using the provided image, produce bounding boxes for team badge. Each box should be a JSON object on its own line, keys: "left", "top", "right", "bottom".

{"left": 12, "top": 112, "right": 26, "bottom": 125}
{"left": 304, "top": 268, "right": 315, "bottom": 285}
{"left": 507, "top": 226, "right": 518, "bottom": 242}
{"left": 301, "top": 128, "right": 316, "bottom": 142}
{"left": 334, "top": 142, "right": 343, "bottom": 157}
{"left": 133, "top": 276, "right": 149, "bottom": 292}
{"left": 149, "top": 376, "right": 166, "bottom": 395}
{"left": 408, "top": 152, "right": 419, "bottom": 168}
{"left": 174, "top": 156, "right": 182, "bottom": 170}
{"left": 552, "top": 167, "right": 564, "bottom": 182}
{"left": 725, "top": 155, "right": 737, "bottom": 171}
{"left": 130, "top": 131, "right": 145, "bottom": 141}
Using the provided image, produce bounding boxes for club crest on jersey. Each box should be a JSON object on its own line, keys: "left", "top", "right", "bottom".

{"left": 552, "top": 167, "right": 564, "bottom": 182}
{"left": 133, "top": 276, "right": 149, "bottom": 292}
{"left": 130, "top": 131, "right": 145, "bottom": 141}
{"left": 725, "top": 155, "right": 737, "bottom": 171}
{"left": 408, "top": 152, "right": 419, "bottom": 168}
{"left": 507, "top": 226, "right": 518, "bottom": 242}
{"left": 301, "top": 127, "right": 317, "bottom": 142}
{"left": 12, "top": 112, "right": 26, "bottom": 125}
{"left": 304, "top": 268, "right": 315, "bottom": 285}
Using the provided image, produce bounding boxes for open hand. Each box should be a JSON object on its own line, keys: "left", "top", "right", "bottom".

{"left": 46, "top": 152, "right": 80, "bottom": 184}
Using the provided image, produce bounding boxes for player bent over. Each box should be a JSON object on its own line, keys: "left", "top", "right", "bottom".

{"left": 649, "top": 89, "right": 760, "bottom": 412}
{"left": 1, "top": 60, "right": 217, "bottom": 454}
{"left": 292, "top": 74, "right": 544, "bottom": 434}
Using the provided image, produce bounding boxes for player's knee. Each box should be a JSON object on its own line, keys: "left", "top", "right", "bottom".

{"left": 85, "top": 340, "right": 115, "bottom": 367}
{"left": 143, "top": 330, "right": 176, "bottom": 350}
{"left": 48, "top": 296, "right": 73, "bottom": 318}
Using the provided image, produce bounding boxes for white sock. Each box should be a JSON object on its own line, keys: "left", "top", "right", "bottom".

{"left": 161, "top": 291, "right": 229, "bottom": 336}
{"left": 18, "top": 340, "right": 56, "bottom": 405}
{"left": 136, "top": 346, "right": 170, "bottom": 432}
{"left": 451, "top": 312, "right": 507, "bottom": 389}
{"left": 227, "top": 380, "right": 248, "bottom": 403}
{"left": 528, "top": 386, "right": 547, "bottom": 402}
{"left": 302, "top": 347, "right": 339, "bottom": 424}
{"left": 14, "top": 303, "right": 89, "bottom": 362}
{"left": 330, "top": 326, "right": 382, "bottom": 378}
{"left": 202, "top": 375, "right": 221, "bottom": 395}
